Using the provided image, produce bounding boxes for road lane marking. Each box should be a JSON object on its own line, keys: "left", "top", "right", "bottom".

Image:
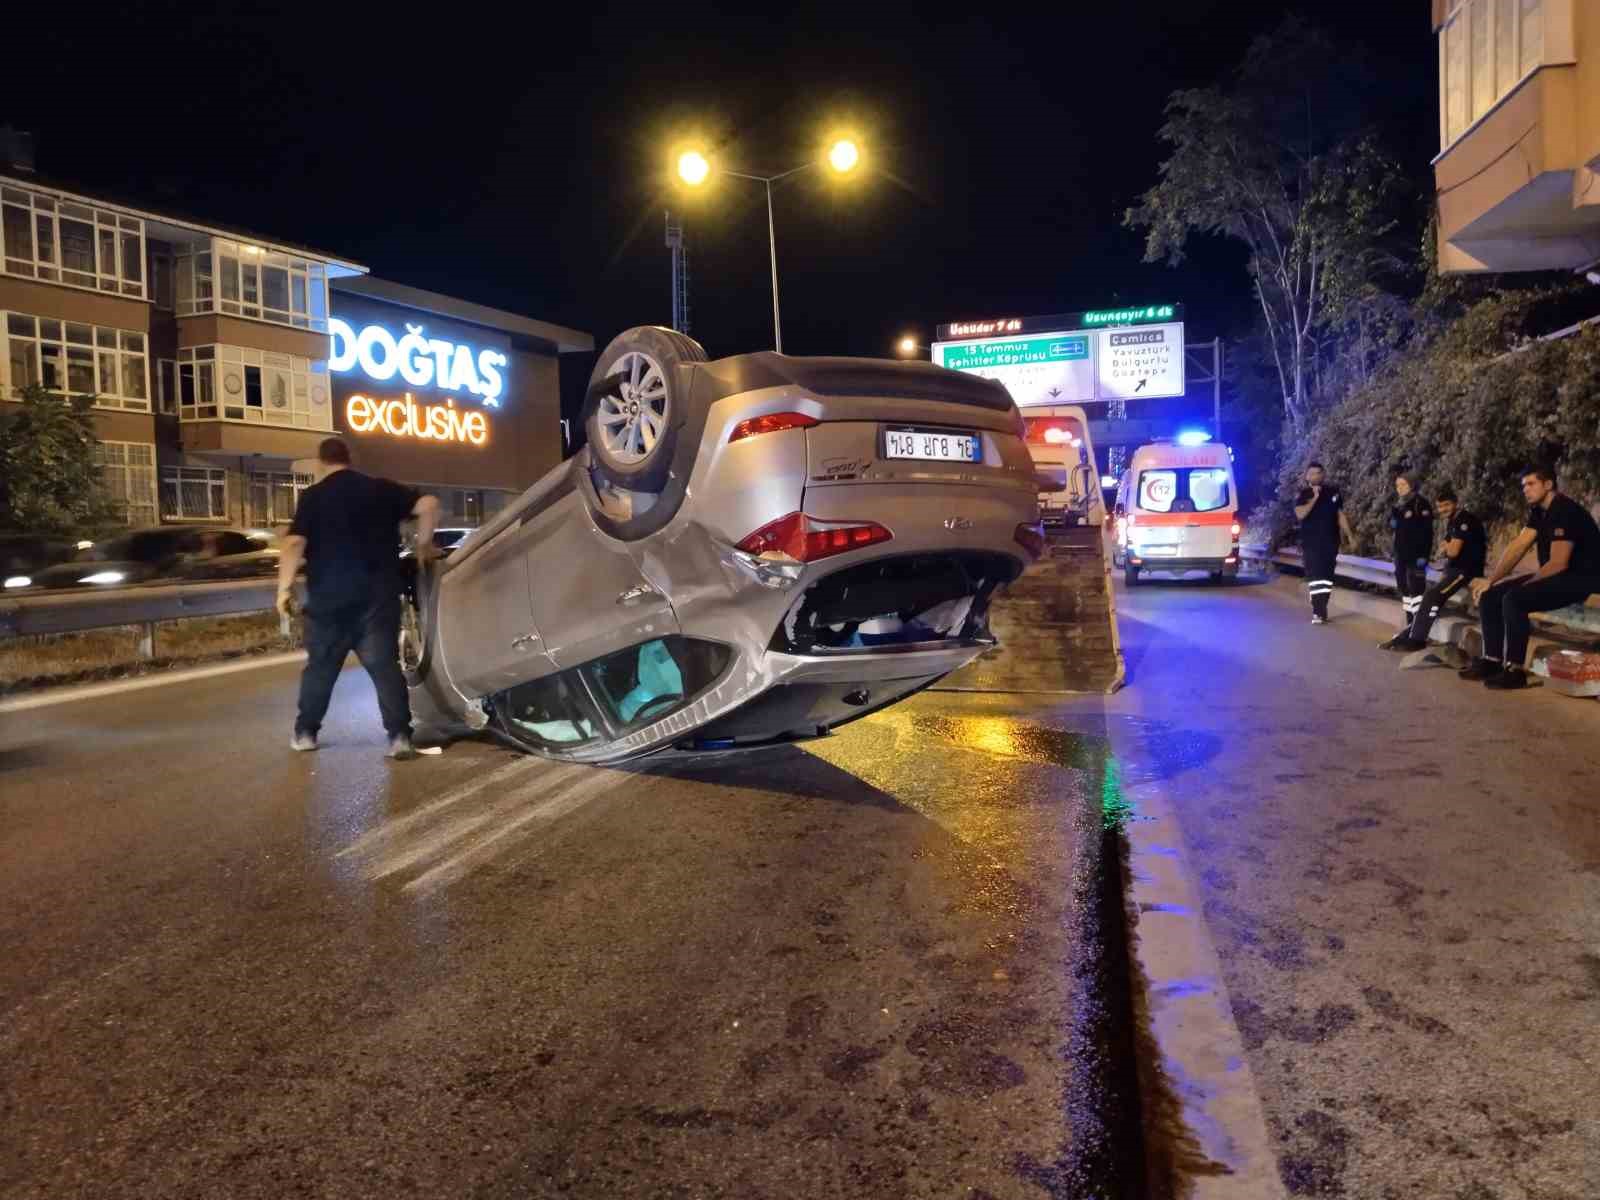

{"left": 334, "top": 756, "right": 546, "bottom": 862}
{"left": 0, "top": 651, "right": 307, "bottom": 713}
{"left": 354, "top": 762, "right": 588, "bottom": 881}
{"left": 399, "top": 767, "right": 626, "bottom": 895}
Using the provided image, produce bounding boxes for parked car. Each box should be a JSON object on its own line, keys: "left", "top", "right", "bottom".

{"left": 23, "top": 526, "right": 277, "bottom": 589}
{"left": 403, "top": 326, "right": 1044, "bottom": 763}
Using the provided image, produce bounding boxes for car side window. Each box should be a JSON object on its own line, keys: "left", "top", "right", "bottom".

{"left": 498, "top": 671, "right": 602, "bottom": 747}
{"left": 578, "top": 636, "right": 731, "bottom": 730}
{"left": 216, "top": 532, "right": 254, "bottom": 556}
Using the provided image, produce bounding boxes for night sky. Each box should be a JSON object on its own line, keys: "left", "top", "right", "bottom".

{"left": 5, "top": 2, "right": 1433, "bottom": 371}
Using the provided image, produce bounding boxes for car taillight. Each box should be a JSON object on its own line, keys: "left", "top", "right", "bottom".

{"left": 1014, "top": 522, "right": 1046, "bottom": 559}
{"left": 1231, "top": 521, "right": 1242, "bottom": 538}
{"left": 728, "top": 412, "right": 819, "bottom": 443}
{"left": 735, "top": 512, "right": 892, "bottom": 562}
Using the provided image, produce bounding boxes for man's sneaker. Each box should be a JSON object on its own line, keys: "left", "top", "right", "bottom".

{"left": 1379, "top": 633, "right": 1414, "bottom": 651}
{"left": 1457, "top": 658, "right": 1502, "bottom": 682}
{"left": 1311, "top": 615, "right": 1327, "bottom": 625}
{"left": 289, "top": 731, "right": 318, "bottom": 752}
{"left": 1484, "top": 667, "right": 1530, "bottom": 690}
{"left": 386, "top": 735, "right": 418, "bottom": 761}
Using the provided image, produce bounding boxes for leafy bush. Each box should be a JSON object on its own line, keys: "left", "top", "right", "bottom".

{"left": 1270, "top": 288, "right": 1600, "bottom": 556}
{"left": 0, "top": 384, "right": 123, "bottom": 535}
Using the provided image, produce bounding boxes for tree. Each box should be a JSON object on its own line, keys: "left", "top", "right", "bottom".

{"left": 1125, "top": 17, "right": 1416, "bottom": 435}
{"left": 0, "top": 384, "right": 123, "bottom": 534}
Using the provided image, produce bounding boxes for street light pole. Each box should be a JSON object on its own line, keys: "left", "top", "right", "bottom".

{"left": 766, "top": 178, "right": 782, "bottom": 353}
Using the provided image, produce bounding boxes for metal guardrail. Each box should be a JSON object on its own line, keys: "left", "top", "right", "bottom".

{"left": 0, "top": 578, "right": 291, "bottom": 657}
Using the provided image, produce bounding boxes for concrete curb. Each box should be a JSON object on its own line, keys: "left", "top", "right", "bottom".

{"left": 1110, "top": 748, "right": 1288, "bottom": 1199}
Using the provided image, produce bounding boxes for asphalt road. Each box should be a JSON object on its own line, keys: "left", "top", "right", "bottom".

{"left": 1110, "top": 571, "right": 1599, "bottom": 1200}
{"left": 5, "top": 566, "right": 1595, "bottom": 1200}
{"left": 0, "top": 650, "right": 1123, "bottom": 1198}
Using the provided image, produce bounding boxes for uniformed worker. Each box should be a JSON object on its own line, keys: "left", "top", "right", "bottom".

{"left": 1292, "top": 462, "right": 1353, "bottom": 623}
{"left": 1460, "top": 464, "right": 1600, "bottom": 689}
{"left": 1386, "top": 484, "right": 1486, "bottom": 652}
{"left": 1380, "top": 472, "right": 1434, "bottom": 649}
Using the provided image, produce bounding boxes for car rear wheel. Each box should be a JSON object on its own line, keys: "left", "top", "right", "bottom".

{"left": 399, "top": 561, "right": 437, "bottom": 683}
{"left": 584, "top": 326, "right": 706, "bottom": 493}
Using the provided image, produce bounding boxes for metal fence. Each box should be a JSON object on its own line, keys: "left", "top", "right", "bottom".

{"left": 1, "top": 579, "right": 291, "bottom": 659}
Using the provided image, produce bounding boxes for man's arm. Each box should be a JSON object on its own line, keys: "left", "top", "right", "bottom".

{"left": 411, "top": 493, "right": 441, "bottom": 561}
{"left": 1338, "top": 511, "right": 1354, "bottom": 547}
{"left": 1525, "top": 539, "right": 1572, "bottom": 584}
{"left": 1470, "top": 528, "right": 1537, "bottom": 600}
{"left": 1293, "top": 491, "right": 1316, "bottom": 521}
{"left": 276, "top": 534, "right": 306, "bottom": 616}
{"left": 1441, "top": 535, "right": 1465, "bottom": 561}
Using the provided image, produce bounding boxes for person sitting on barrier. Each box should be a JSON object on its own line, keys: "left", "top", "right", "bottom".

{"left": 1386, "top": 485, "right": 1486, "bottom": 653}
{"left": 1460, "top": 465, "right": 1600, "bottom": 689}
{"left": 1379, "top": 472, "right": 1433, "bottom": 649}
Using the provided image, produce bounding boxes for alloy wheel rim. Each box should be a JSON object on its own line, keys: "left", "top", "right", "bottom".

{"left": 596, "top": 352, "right": 668, "bottom": 465}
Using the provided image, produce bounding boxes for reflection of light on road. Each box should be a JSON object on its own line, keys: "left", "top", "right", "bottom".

{"left": 960, "top": 716, "right": 1021, "bottom": 759}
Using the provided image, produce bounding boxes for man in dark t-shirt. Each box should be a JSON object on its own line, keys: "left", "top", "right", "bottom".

{"left": 1293, "top": 461, "right": 1353, "bottom": 623}
{"left": 276, "top": 437, "right": 440, "bottom": 756}
{"left": 1389, "top": 485, "right": 1487, "bottom": 652}
{"left": 1459, "top": 465, "right": 1600, "bottom": 688}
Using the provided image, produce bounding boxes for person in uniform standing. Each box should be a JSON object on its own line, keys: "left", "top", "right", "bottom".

{"left": 1293, "top": 462, "right": 1353, "bottom": 623}
{"left": 1460, "top": 465, "right": 1600, "bottom": 689}
{"left": 1387, "top": 484, "right": 1487, "bottom": 651}
{"left": 1380, "top": 472, "right": 1434, "bottom": 648}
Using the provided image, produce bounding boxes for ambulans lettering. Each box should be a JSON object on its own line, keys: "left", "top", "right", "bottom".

{"left": 328, "top": 319, "right": 509, "bottom": 406}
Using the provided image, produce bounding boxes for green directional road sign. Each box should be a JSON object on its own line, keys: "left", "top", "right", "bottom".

{"left": 937, "top": 334, "right": 1090, "bottom": 372}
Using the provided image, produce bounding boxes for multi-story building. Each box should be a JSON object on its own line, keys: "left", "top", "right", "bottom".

{"left": 1, "top": 147, "right": 590, "bottom": 532}
{"left": 1433, "top": 0, "right": 1600, "bottom": 273}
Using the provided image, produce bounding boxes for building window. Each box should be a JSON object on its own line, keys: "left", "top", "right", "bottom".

{"left": 0, "top": 185, "right": 146, "bottom": 298}
{"left": 157, "top": 358, "right": 176, "bottom": 414}
{"left": 248, "top": 471, "right": 313, "bottom": 525}
{"left": 2, "top": 313, "right": 149, "bottom": 410}
{"left": 160, "top": 466, "right": 228, "bottom": 521}
{"left": 93, "top": 441, "right": 158, "bottom": 527}
{"left": 174, "top": 238, "right": 329, "bottom": 332}
{"left": 431, "top": 486, "right": 514, "bottom": 527}
{"left": 1439, "top": 0, "right": 1544, "bottom": 150}
{"left": 176, "top": 344, "right": 333, "bottom": 430}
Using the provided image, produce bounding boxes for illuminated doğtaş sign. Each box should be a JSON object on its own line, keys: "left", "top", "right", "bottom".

{"left": 328, "top": 318, "right": 508, "bottom": 407}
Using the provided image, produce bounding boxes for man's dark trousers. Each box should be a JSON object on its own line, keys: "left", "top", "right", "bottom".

{"left": 295, "top": 593, "right": 411, "bottom": 739}
{"left": 1395, "top": 559, "right": 1428, "bottom": 629}
{"left": 1478, "top": 575, "right": 1600, "bottom": 666}
{"left": 1408, "top": 566, "right": 1472, "bottom": 644}
{"left": 1303, "top": 539, "right": 1337, "bottom": 619}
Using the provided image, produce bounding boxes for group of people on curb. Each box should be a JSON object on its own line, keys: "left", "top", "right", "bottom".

{"left": 1294, "top": 462, "right": 1600, "bottom": 691}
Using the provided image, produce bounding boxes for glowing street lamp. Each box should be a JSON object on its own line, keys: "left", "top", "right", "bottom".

{"left": 671, "top": 135, "right": 866, "bottom": 353}
{"left": 895, "top": 335, "right": 926, "bottom": 358}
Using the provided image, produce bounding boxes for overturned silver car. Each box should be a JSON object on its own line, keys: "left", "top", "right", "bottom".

{"left": 403, "top": 326, "right": 1042, "bottom": 763}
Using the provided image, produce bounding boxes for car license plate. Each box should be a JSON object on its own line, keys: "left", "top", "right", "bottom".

{"left": 884, "top": 428, "right": 980, "bottom": 463}
{"left": 1142, "top": 544, "right": 1178, "bottom": 556}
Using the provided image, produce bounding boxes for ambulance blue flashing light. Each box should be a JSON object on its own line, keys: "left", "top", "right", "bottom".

{"left": 1176, "top": 430, "right": 1212, "bottom": 446}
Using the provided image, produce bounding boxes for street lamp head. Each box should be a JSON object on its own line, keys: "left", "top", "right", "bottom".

{"left": 827, "top": 138, "right": 861, "bottom": 174}
{"left": 896, "top": 335, "right": 919, "bottom": 357}
{"left": 677, "top": 150, "right": 711, "bottom": 187}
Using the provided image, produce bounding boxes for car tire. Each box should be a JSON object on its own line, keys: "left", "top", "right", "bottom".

{"left": 1124, "top": 563, "right": 1139, "bottom": 587}
{"left": 583, "top": 326, "right": 707, "bottom": 493}
{"left": 399, "top": 559, "right": 438, "bottom": 686}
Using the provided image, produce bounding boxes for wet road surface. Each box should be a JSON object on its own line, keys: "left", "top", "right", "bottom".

{"left": 1, "top": 662, "right": 1122, "bottom": 1199}
{"left": 1110, "top": 572, "right": 1599, "bottom": 1200}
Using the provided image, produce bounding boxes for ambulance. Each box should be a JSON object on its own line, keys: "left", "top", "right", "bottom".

{"left": 1022, "top": 409, "right": 1104, "bottom": 529}
{"left": 1112, "top": 438, "right": 1241, "bottom": 585}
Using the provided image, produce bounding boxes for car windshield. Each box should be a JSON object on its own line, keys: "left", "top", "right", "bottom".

{"left": 579, "top": 637, "right": 731, "bottom": 731}
{"left": 434, "top": 529, "right": 471, "bottom": 549}
{"left": 1137, "top": 468, "right": 1230, "bottom": 514}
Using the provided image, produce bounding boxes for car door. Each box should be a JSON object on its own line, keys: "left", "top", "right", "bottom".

{"left": 521, "top": 490, "right": 679, "bottom": 671}
{"left": 436, "top": 517, "right": 555, "bottom": 697}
